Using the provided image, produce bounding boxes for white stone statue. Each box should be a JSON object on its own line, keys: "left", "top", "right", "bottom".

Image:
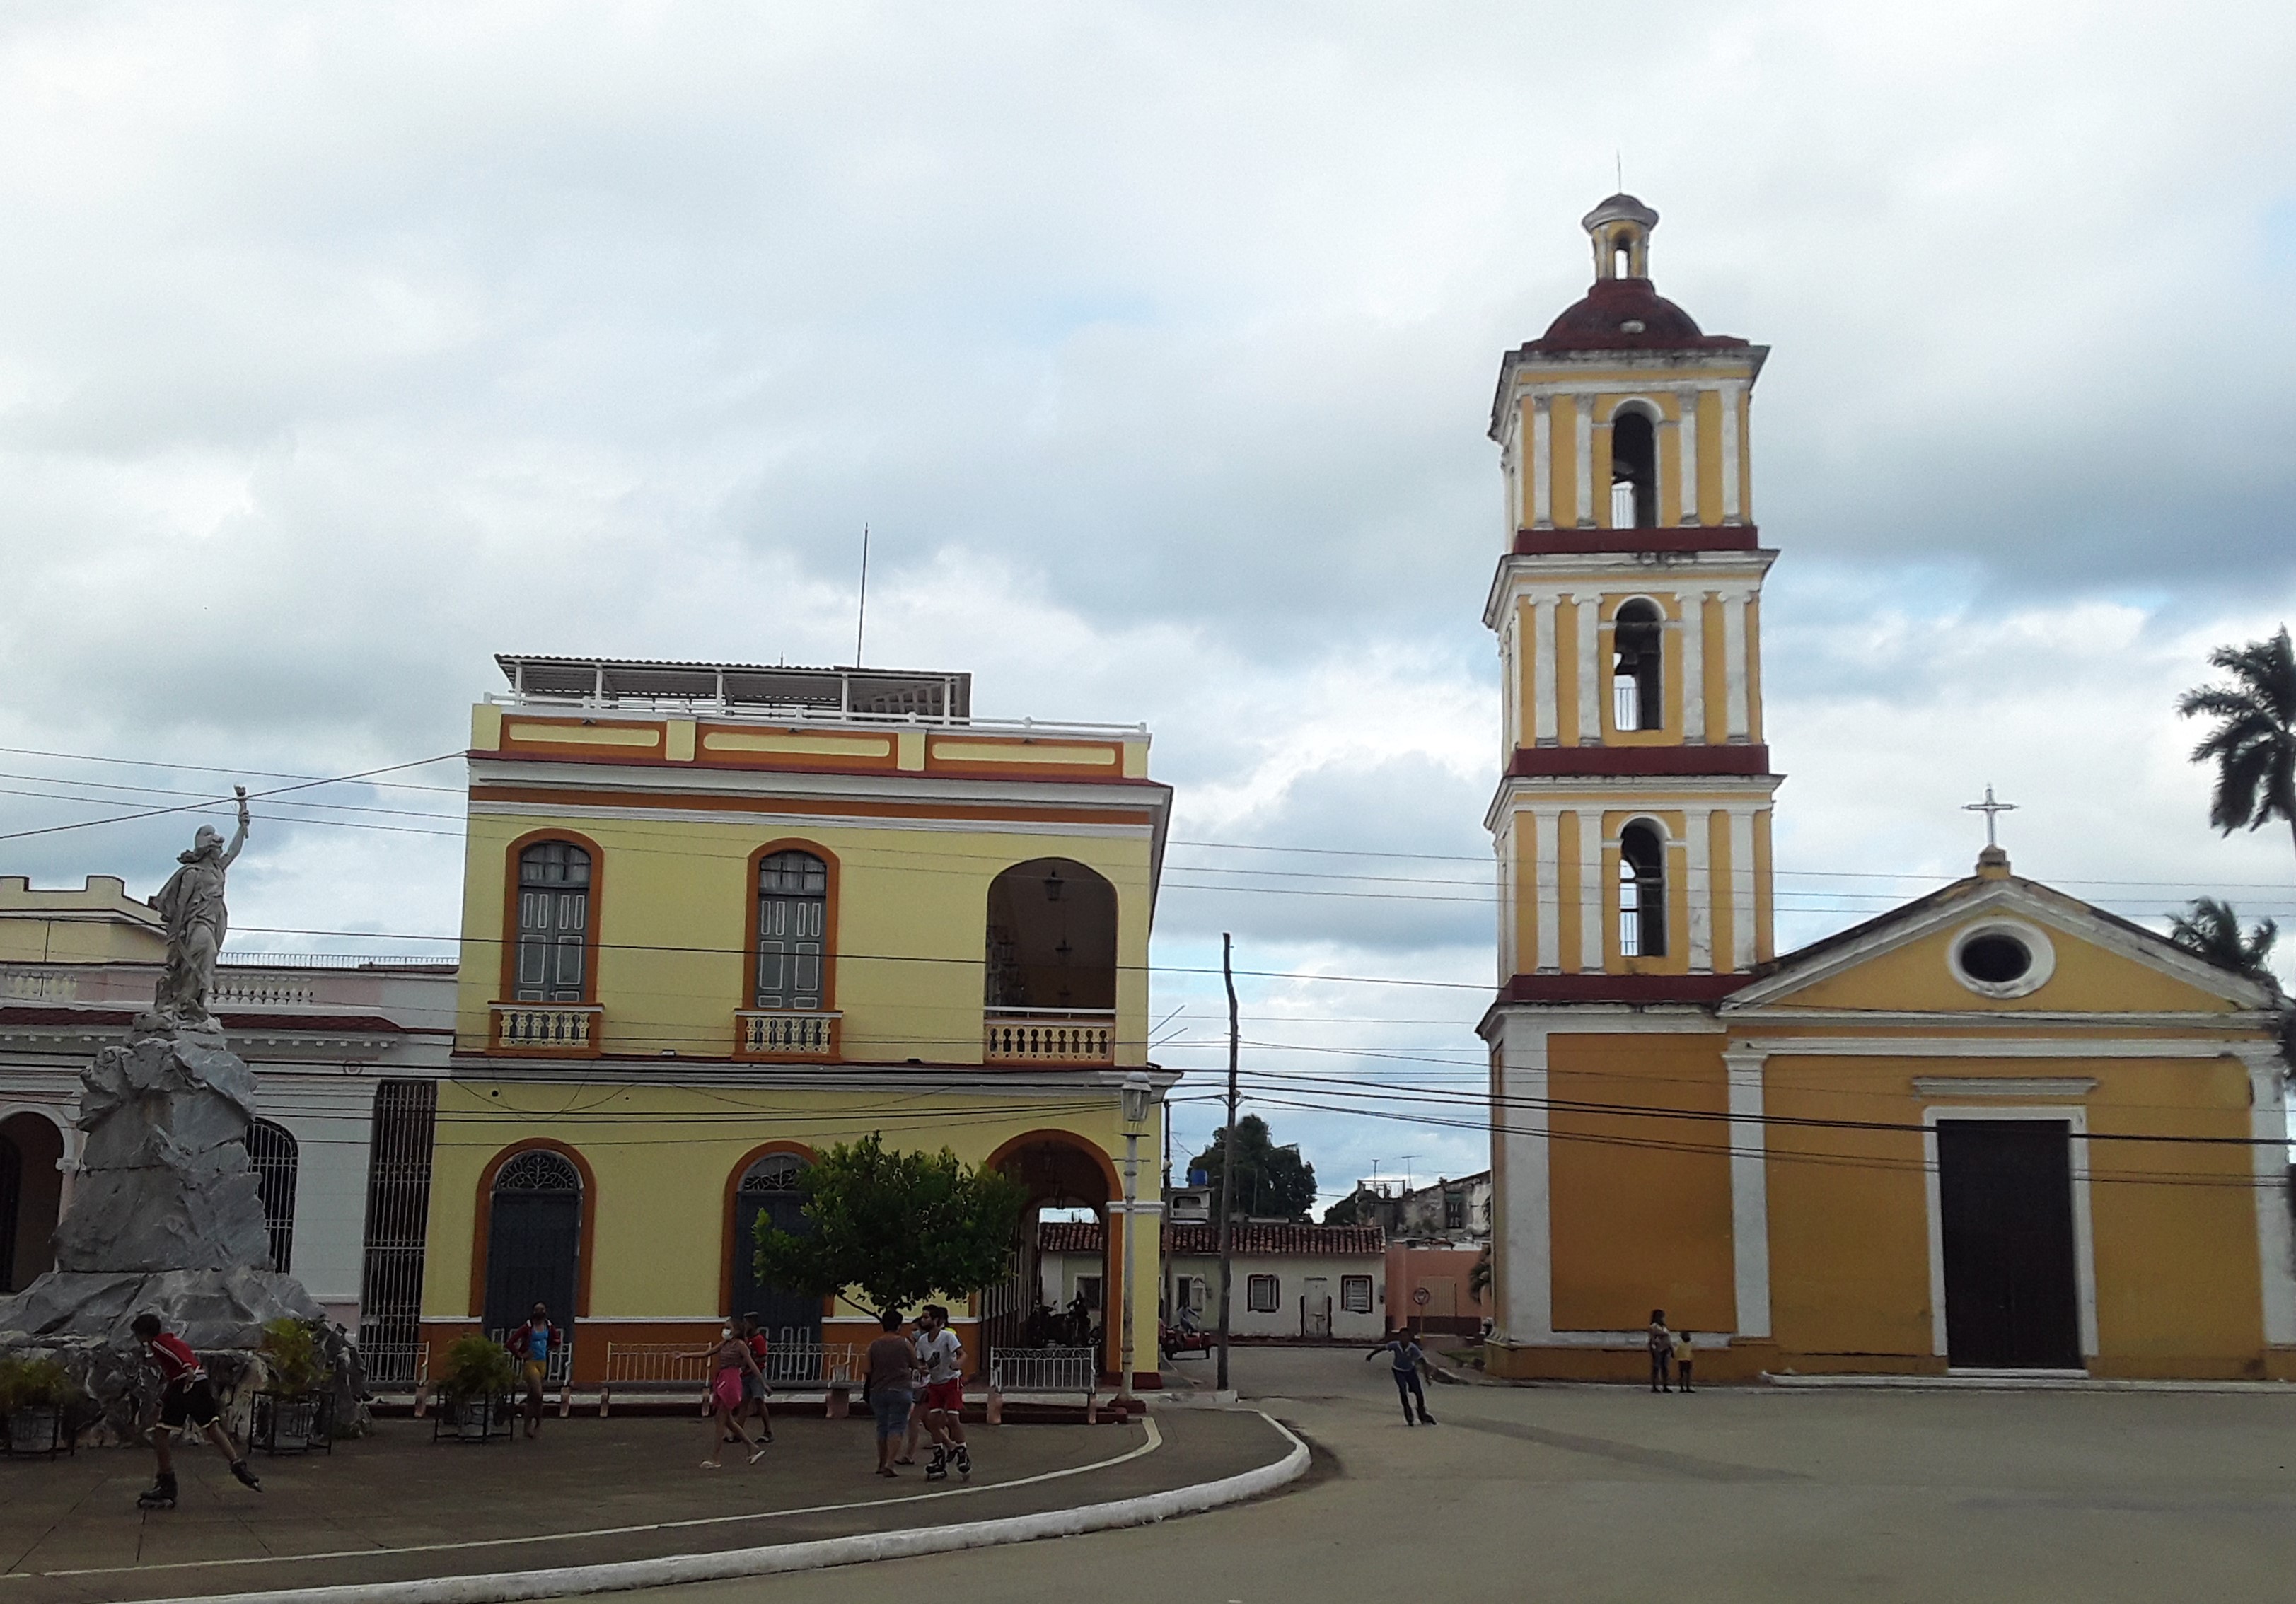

{"left": 149, "top": 787, "right": 249, "bottom": 1024}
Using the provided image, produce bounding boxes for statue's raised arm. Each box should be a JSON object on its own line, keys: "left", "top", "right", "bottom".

{"left": 221, "top": 784, "right": 250, "bottom": 868}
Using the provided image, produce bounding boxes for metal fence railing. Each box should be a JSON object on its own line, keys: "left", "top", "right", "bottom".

{"left": 360, "top": 1342, "right": 429, "bottom": 1391}
{"left": 989, "top": 1345, "right": 1098, "bottom": 1395}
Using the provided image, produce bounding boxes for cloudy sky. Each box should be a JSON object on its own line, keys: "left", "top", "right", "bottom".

{"left": 4, "top": 1, "right": 2294, "bottom": 1207}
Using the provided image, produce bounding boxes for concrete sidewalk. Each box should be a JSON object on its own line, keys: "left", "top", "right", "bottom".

{"left": 0, "top": 1409, "right": 1294, "bottom": 1603}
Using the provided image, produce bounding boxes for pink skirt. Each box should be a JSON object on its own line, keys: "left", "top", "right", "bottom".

{"left": 712, "top": 1368, "right": 744, "bottom": 1411}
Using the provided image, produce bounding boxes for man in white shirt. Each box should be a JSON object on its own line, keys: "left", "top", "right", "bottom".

{"left": 915, "top": 1304, "right": 970, "bottom": 1481}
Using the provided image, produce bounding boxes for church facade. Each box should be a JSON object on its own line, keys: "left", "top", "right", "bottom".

{"left": 1480, "top": 197, "right": 2293, "bottom": 1381}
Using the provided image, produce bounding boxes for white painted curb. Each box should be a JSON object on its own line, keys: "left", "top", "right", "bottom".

{"left": 143, "top": 1413, "right": 1310, "bottom": 1604}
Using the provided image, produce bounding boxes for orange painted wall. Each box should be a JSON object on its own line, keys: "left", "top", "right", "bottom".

{"left": 1547, "top": 1031, "right": 1734, "bottom": 1332}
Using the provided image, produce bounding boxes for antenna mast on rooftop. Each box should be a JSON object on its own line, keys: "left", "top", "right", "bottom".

{"left": 853, "top": 525, "right": 870, "bottom": 667}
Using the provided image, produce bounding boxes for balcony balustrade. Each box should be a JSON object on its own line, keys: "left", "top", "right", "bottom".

{"left": 733, "top": 1009, "right": 841, "bottom": 1062}
{"left": 983, "top": 1009, "right": 1116, "bottom": 1066}
{"left": 489, "top": 1001, "right": 603, "bottom": 1056}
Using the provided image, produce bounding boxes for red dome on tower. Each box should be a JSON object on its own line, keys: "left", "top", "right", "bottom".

{"left": 1522, "top": 194, "right": 1748, "bottom": 355}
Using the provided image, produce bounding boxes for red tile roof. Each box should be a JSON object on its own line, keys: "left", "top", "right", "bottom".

{"left": 1036, "top": 1220, "right": 1383, "bottom": 1257}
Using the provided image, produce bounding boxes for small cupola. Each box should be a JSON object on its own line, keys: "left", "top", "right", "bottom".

{"left": 1584, "top": 193, "right": 1659, "bottom": 281}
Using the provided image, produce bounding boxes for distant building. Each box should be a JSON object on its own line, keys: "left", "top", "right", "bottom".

{"left": 1038, "top": 1217, "right": 1386, "bottom": 1342}
{"left": 0, "top": 874, "right": 454, "bottom": 1376}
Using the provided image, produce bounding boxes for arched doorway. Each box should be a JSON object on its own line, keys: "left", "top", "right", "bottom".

{"left": 0, "top": 1115, "right": 64, "bottom": 1294}
{"left": 986, "top": 1132, "right": 1120, "bottom": 1378}
{"left": 729, "top": 1151, "right": 823, "bottom": 1355}
{"left": 984, "top": 859, "right": 1120, "bottom": 1065}
{"left": 244, "top": 1118, "right": 299, "bottom": 1274}
{"left": 482, "top": 1148, "right": 584, "bottom": 1355}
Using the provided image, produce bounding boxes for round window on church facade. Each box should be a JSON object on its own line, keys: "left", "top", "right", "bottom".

{"left": 1947, "top": 919, "right": 2055, "bottom": 999}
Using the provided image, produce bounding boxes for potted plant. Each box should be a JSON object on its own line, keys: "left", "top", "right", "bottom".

{"left": 251, "top": 1319, "right": 332, "bottom": 1455}
{"left": 0, "top": 1356, "right": 78, "bottom": 1457}
{"left": 433, "top": 1335, "right": 516, "bottom": 1443}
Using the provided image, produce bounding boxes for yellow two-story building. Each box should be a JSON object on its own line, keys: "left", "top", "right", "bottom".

{"left": 419, "top": 656, "right": 1174, "bottom": 1387}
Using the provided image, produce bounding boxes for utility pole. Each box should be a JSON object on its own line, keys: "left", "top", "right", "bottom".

{"left": 1216, "top": 932, "right": 1240, "bottom": 1394}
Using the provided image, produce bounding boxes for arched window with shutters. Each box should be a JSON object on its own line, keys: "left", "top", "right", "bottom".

{"left": 244, "top": 1118, "right": 299, "bottom": 1274}
{"left": 513, "top": 839, "right": 593, "bottom": 1002}
{"left": 753, "top": 848, "right": 830, "bottom": 1011}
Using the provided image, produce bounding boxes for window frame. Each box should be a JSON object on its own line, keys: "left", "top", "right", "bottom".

{"left": 1246, "top": 1273, "right": 1280, "bottom": 1313}
{"left": 743, "top": 840, "right": 840, "bottom": 1014}
{"left": 1340, "top": 1274, "right": 1374, "bottom": 1314}
{"left": 499, "top": 831, "right": 604, "bottom": 1006}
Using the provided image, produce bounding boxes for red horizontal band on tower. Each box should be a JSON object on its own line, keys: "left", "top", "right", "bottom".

{"left": 1512, "top": 525, "right": 1761, "bottom": 556}
{"left": 1507, "top": 745, "right": 1774, "bottom": 778}
{"left": 1496, "top": 972, "right": 1751, "bottom": 1006}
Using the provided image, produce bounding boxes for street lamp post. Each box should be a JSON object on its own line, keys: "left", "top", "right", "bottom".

{"left": 1119, "top": 1071, "right": 1152, "bottom": 1407}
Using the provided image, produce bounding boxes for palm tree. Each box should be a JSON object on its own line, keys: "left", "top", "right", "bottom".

{"left": 2167, "top": 897, "right": 2278, "bottom": 980}
{"left": 2179, "top": 627, "right": 2296, "bottom": 878}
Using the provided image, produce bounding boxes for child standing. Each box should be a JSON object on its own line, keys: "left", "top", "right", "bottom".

{"left": 1647, "top": 1309, "right": 1672, "bottom": 1393}
{"left": 1671, "top": 1328, "right": 1695, "bottom": 1393}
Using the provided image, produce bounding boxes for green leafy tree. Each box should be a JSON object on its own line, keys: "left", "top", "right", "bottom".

{"left": 2179, "top": 627, "right": 2296, "bottom": 876}
{"left": 1190, "top": 1115, "right": 1317, "bottom": 1222}
{"left": 2168, "top": 897, "right": 2280, "bottom": 980}
{"left": 753, "top": 1133, "right": 1028, "bottom": 1317}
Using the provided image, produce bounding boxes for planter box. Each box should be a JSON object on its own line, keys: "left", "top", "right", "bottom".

{"left": 4, "top": 1406, "right": 68, "bottom": 1458}
{"left": 432, "top": 1391, "right": 515, "bottom": 1443}
{"left": 250, "top": 1390, "right": 333, "bottom": 1455}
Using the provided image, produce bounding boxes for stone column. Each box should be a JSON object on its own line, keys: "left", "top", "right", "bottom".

{"left": 1685, "top": 811, "right": 1713, "bottom": 972}
{"left": 1729, "top": 810, "right": 1758, "bottom": 971}
{"left": 1573, "top": 395, "right": 1595, "bottom": 528}
{"left": 2240, "top": 1046, "right": 2296, "bottom": 1348}
{"left": 1532, "top": 597, "right": 1558, "bottom": 745}
{"left": 1531, "top": 397, "right": 1553, "bottom": 530}
{"left": 1725, "top": 1048, "right": 1771, "bottom": 1340}
{"left": 1676, "top": 387, "right": 1701, "bottom": 525}
{"left": 1679, "top": 593, "right": 1706, "bottom": 744}
{"left": 1722, "top": 589, "right": 1751, "bottom": 743}
{"left": 1495, "top": 1021, "right": 1553, "bottom": 1344}
{"left": 1574, "top": 596, "right": 1601, "bottom": 747}
{"left": 1720, "top": 383, "right": 1744, "bottom": 526}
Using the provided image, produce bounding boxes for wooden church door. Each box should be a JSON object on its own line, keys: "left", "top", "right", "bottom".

{"left": 1936, "top": 1119, "right": 2081, "bottom": 1370}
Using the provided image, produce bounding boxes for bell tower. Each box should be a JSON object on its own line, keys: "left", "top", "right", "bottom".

{"left": 1485, "top": 195, "right": 1778, "bottom": 992}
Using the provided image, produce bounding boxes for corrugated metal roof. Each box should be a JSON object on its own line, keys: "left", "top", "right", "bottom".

{"left": 1036, "top": 1220, "right": 1383, "bottom": 1257}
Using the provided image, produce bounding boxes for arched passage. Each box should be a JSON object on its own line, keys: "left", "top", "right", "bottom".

{"left": 0, "top": 1113, "right": 64, "bottom": 1293}
{"left": 985, "top": 1130, "right": 1121, "bottom": 1378}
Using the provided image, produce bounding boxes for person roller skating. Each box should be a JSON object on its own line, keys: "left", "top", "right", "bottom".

{"left": 133, "top": 1313, "right": 261, "bottom": 1507}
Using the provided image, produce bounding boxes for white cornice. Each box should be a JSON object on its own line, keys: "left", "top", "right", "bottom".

{"left": 1482, "top": 550, "right": 1777, "bottom": 629}
{"left": 1484, "top": 774, "right": 1780, "bottom": 834}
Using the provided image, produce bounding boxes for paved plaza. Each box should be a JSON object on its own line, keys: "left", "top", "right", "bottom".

{"left": 647, "top": 1349, "right": 2296, "bottom": 1604}
{"left": 0, "top": 1406, "right": 1287, "bottom": 1603}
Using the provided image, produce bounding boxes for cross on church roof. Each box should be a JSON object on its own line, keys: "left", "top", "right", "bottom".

{"left": 1962, "top": 784, "right": 2018, "bottom": 849}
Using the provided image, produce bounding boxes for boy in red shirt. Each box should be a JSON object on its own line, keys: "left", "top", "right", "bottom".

{"left": 132, "top": 1312, "right": 261, "bottom": 1507}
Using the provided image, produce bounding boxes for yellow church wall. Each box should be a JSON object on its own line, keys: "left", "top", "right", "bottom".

{"left": 1547, "top": 1033, "right": 1735, "bottom": 1333}
{"left": 1694, "top": 390, "right": 1722, "bottom": 527}
{"left": 1549, "top": 395, "right": 1579, "bottom": 529}
{"left": 1764, "top": 1059, "right": 1940, "bottom": 1364}
{"left": 1776, "top": 922, "right": 2245, "bottom": 1018}
{"left": 1557, "top": 811, "right": 1584, "bottom": 970}
{"left": 455, "top": 809, "right": 1156, "bottom": 1064}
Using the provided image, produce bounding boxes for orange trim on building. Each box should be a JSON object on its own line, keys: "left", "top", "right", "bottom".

{"left": 470, "top": 785, "right": 1158, "bottom": 829}
{"left": 734, "top": 839, "right": 841, "bottom": 1060}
